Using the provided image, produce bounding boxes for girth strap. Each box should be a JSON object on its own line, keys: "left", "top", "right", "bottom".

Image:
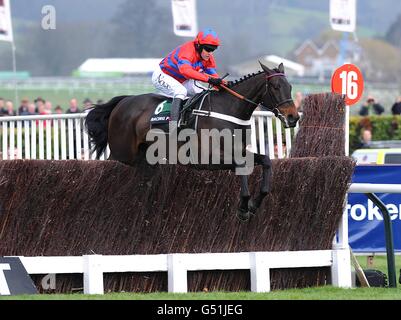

{"left": 192, "top": 109, "right": 252, "bottom": 126}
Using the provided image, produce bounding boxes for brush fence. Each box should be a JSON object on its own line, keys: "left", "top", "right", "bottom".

{"left": 0, "top": 111, "right": 359, "bottom": 295}
{"left": 6, "top": 183, "right": 398, "bottom": 295}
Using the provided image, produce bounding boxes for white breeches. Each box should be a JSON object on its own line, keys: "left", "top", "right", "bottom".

{"left": 152, "top": 66, "right": 206, "bottom": 99}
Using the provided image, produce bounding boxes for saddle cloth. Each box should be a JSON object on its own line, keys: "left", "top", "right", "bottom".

{"left": 150, "top": 91, "right": 209, "bottom": 131}
{"left": 150, "top": 99, "right": 173, "bottom": 125}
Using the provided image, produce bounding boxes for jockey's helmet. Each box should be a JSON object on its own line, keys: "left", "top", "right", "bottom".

{"left": 195, "top": 28, "right": 220, "bottom": 47}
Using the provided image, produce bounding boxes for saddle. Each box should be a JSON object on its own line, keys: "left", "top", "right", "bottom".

{"left": 150, "top": 90, "right": 209, "bottom": 132}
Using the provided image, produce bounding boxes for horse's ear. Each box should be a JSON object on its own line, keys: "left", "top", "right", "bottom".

{"left": 259, "top": 60, "right": 272, "bottom": 74}
{"left": 278, "top": 63, "right": 285, "bottom": 74}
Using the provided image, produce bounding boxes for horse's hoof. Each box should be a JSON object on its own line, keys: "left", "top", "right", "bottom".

{"left": 248, "top": 199, "right": 257, "bottom": 215}
{"left": 236, "top": 209, "right": 250, "bottom": 222}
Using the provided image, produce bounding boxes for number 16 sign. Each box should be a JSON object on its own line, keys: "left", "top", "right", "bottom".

{"left": 331, "top": 63, "right": 364, "bottom": 106}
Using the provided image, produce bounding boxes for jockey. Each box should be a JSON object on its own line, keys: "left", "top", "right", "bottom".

{"left": 152, "top": 27, "right": 226, "bottom": 129}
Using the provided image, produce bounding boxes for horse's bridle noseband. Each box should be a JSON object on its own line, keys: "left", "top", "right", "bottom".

{"left": 257, "top": 73, "right": 293, "bottom": 125}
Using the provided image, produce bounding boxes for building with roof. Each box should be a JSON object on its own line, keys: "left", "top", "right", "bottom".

{"left": 292, "top": 39, "right": 339, "bottom": 80}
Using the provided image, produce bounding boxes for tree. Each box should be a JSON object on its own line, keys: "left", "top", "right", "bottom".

{"left": 109, "top": 0, "right": 181, "bottom": 58}
{"left": 385, "top": 14, "right": 401, "bottom": 48}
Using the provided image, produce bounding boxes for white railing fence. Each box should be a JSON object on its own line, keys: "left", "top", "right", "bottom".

{"left": 10, "top": 249, "right": 347, "bottom": 295}
{"left": 0, "top": 114, "right": 109, "bottom": 161}
{"left": 250, "top": 111, "right": 300, "bottom": 158}
{"left": 0, "top": 112, "right": 298, "bottom": 161}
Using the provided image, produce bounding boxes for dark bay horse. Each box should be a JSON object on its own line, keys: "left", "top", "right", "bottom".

{"left": 85, "top": 62, "right": 299, "bottom": 221}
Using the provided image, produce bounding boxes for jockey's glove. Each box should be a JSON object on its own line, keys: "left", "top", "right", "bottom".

{"left": 208, "top": 77, "right": 223, "bottom": 86}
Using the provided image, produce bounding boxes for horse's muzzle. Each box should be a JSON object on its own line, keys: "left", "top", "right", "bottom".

{"left": 285, "top": 115, "right": 300, "bottom": 128}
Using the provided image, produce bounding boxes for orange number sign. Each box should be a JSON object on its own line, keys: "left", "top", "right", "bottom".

{"left": 331, "top": 64, "right": 364, "bottom": 106}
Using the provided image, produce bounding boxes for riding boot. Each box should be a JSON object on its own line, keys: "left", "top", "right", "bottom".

{"left": 170, "top": 97, "right": 183, "bottom": 133}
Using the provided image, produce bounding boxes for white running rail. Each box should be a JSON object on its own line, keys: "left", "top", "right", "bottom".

{"left": 0, "top": 112, "right": 297, "bottom": 161}
{"left": 9, "top": 249, "right": 344, "bottom": 295}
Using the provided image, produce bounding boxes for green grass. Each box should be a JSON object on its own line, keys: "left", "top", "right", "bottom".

{"left": 1, "top": 286, "right": 400, "bottom": 300}
{"left": 355, "top": 254, "right": 401, "bottom": 276}
{"left": 0, "top": 83, "right": 329, "bottom": 113}
{"left": 0, "top": 85, "right": 154, "bottom": 112}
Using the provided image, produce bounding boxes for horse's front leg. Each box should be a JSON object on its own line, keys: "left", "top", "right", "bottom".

{"left": 237, "top": 174, "right": 251, "bottom": 221}
{"left": 249, "top": 154, "right": 272, "bottom": 215}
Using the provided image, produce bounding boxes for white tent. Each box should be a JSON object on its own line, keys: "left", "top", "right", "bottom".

{"left": 77, "top": 58, "right": 162, "bottom": 75}
{"left": 263, "top": 55, "right": 305, "bottom": 77}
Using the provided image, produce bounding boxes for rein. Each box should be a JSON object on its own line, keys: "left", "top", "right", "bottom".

{"left": 220, "top": 73, "right": 292, "bottom": 121}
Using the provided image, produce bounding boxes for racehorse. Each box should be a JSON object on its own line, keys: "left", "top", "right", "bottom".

{"left": 85, "top": 62, "right": 299, "bottom": 221}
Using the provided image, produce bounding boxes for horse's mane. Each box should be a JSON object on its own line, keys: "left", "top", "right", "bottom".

{"left": 227, "top": 68, "right": 281, "bottom": 88}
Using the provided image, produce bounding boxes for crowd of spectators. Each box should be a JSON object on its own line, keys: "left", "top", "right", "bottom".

{"left": 354, "top": 95, "right": 401, "bottom": 152}
{"left": 292, "top": 91, "right": 401, "bottom": 155}
{"left": 358, "top": 95, "right": 401, "bottom": 116}
{"left": 391, "top": 96, "right": 401, "bottom": 115}
{"left": 0, "top": 96, "right": 100, "bottom": 117}
{"left": 293, "top": 92, "right": 401, "bottom": 117}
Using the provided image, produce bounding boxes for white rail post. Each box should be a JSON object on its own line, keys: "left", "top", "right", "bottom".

{"left": 266, "top": 116, "right": 275, "bottom": 159}
{"left": 46, "top": 120, "right": 52, "bottom": 160}
{"left": 9, "top": 121, "right": 15, "bottom": 160}
{"left": 167, "top": 254, "right": 187, "bottom": 293}
{"left": 275, "top": 118, "right": 283, "bottom": 158}
{"left": 336, "top": 104, "right": 350, "bottom": 249}
{"left": 331, "top": 104, "right": 352, "bottom": 288}
{"left": 2, "top": 121, "right": 8, "bottom": 160}
{"left": 53, "top": 119, "right": 59, "bottom": 160}
{"left": 83, "top": 124, "right": 90, "bottom": 160}
{"left": 331, "top": 248, "right": 352, "bottom": 288}
{"left": 75, "top": 118, "right": 82, "bottom": 160}
{"left": 17, "top": 121, "right": 22, "bottom": 159}
{"left": 83, "top": 255, "right": 104, "bottom": 295}
{"left": 38, "top": 120, "right": 44, "bottom": 160}
{"left": 285, "top": 128, "right": 292, "bottom": 157}
{"left": 60, "top": 119, "right": 67, "bottom": 160}
{"left": 257, "top": 116, "right": 266, "bottom": 155}
{"left": 250, "top": 252, "right": 270, "bottom": 293}
{"left": 24, "top": 120, "right": 30, "bottom": 159}
{"left": 31, "top": 120, "right": 37, "bottom": 159}
{"left": 68, "top": 119, "right": 74, "bottom": 159}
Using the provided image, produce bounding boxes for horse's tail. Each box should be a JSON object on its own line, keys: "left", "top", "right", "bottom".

{"left": 85, "top": 95, "right": 129, "bottom": 159}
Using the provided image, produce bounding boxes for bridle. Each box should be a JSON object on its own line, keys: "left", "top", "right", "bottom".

{"left": 263, "top": 73, "right": 294, "bottom": 124}
{"left": 264, "top": 73, "right": 294, "bottom": 109}
{"left": 220, "top": 72, "right": 294, "bottom": 125}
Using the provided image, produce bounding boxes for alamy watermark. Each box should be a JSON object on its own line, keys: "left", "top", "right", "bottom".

{"left": 41, "top": 273, "right": 56, "bottom": 290}
{"left": 145, "top": 124, "right": 255, "bottom": 175}
{"left": 41, "top": 5, "right": 56, "bottom": 30}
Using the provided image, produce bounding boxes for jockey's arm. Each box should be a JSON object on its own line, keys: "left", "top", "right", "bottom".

{"left": 205, "top": 67, "right": 219, "bottom": 78}
{"left": 205, "top": 69, "right": 227, "bottom": 86}
{"left": 178, "top": 61, "right": 211, "bottom": 83}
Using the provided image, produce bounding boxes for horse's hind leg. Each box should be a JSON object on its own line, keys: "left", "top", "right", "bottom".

{"left": 237, "top": 174, "right": 251, "bottom": 222}
{"left": 249, "top": 154, "right": 272, "bottom": 215}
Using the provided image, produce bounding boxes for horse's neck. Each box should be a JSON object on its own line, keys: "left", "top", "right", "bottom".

{"left": 232, "top": 75, "right": 265, "bottom": 102}
{"left": 227, "top": 75, "right": 265, "bottom": 115}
